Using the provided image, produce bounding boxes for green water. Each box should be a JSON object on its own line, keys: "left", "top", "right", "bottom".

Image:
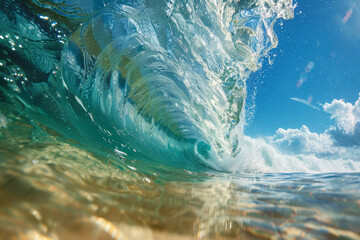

{"left": 0, "top": 103, "right": 359, "bottom": 239}
{"left": 0, "top": 0, "right": 359, "bottom": 238}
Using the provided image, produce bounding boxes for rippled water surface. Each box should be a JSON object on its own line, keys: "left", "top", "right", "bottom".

{"left": 0, "top": 0, "right": 360, "bottom": 239}
{"left": 0, "top": 106, "right": 359, "bottom": 239}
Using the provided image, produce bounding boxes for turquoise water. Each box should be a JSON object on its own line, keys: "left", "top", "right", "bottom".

{"left": 0, "top": 109, "right": 359, "bottom": 239}
{"left": 0, "top": 0, "right": 360, "bottom": 239}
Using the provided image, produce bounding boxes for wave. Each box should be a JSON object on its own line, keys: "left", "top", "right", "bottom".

{"left": 0, "top": 0, "right": 296, "bottom": 170}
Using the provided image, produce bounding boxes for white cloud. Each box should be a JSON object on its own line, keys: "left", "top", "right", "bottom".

{"left": 219, "top": 94, "right": 360, "bottom": 173}
{"left": 323, "top": 93, "right": 360, "bottom": 146}
{"left": 323, "top": 93, "right": 360, "bottom": 135}
{"left": 271, "top": 125, "right": 334, "bottom": 154}
{"left": 257, "top": 94, "right": 360, "bottom": 172}
{"left": 272, "top": 94, "right": 360, "bottom": 152}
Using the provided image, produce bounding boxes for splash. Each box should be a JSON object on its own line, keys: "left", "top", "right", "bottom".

{"left": 0, "top": 0, "right": 295, "bottom": 170}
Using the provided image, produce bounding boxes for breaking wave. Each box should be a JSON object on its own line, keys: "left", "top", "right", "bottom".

{"left": 5, "top": 0, "right": 357, "bottom": 173}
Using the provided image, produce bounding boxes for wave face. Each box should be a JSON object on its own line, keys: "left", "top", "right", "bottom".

{"left": 0, "top": 0, "right": 293, "bottom": 169}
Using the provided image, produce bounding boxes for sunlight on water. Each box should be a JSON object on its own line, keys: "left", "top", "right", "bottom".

{"left": 0, "top": 0, "right": 295, "bottom": 169}
{"left": 0, "top": 102, "right": 360, "bottom": 239}
{"left": 0, "top": 0, "right": 360, "bottom": 239}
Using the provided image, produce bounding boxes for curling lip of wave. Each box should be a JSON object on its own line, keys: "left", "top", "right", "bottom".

{"left": 0, "top": 0, "right": 294, "bottom": 170}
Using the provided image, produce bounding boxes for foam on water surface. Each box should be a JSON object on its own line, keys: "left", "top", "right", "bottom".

{"left": 0, "top": 1, "right": 360, "bottom": 239}
{"left": 0, "top": 0, "right": 298, "bottom": 171}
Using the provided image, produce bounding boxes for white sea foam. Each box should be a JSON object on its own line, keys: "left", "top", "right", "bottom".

{"left": 5, "top": 0, "right": 358, "bottom": 173}
{"left": 214, "top": 95, "right": 360, "bottom": 173}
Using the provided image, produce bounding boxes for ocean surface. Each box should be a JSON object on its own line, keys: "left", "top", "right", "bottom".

{"left": 0, "top": 0, "right": 359, "bottom": 239}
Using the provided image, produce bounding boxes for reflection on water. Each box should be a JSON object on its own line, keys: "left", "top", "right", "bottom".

{"left": 0, "top": 104, "right": 359, "bottom": 239}
{"left": 0, "top": 0, "right": 359, "bottom": 239}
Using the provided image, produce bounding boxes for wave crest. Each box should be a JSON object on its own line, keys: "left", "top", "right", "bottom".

{"left": 0, "top": 0, "right": 294, "bottom": 169}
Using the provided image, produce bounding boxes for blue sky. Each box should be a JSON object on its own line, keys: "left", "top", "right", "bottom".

{"left": 245, "top": 0, "right": 360, "bottom": 137}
